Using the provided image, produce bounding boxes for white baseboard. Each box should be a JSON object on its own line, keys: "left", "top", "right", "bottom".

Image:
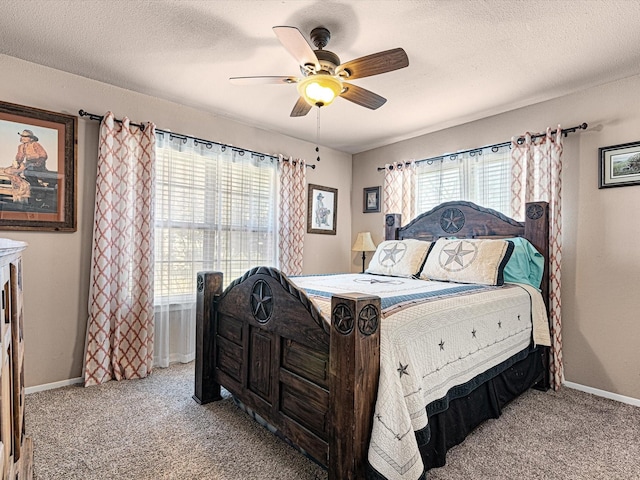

{"left": 25, "top": 377, "right": 83, "bottom": 395}
{"left": 564, "top": 381, "right": 640, "bottom": 407}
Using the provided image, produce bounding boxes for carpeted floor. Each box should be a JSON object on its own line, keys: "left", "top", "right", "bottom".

{"left": 25, "top": 363, "right": 640, "bottom": 479}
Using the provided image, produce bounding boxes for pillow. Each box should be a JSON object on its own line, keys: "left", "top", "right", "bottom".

{"left": 366, "top": 239, "right": 432, "bottom": 278}
{"left": 503, "top": 237, "right": 545, "bottom": 289}
{"left": 420, "top": 238, "right": 514, "bottom": 286}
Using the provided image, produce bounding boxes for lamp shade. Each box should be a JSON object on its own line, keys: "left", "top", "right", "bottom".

{"left": 352, "top": 232, "right": 376, "bottom": 252}
{"left": 297, "top": 75, "right": 343, "bottom": 107}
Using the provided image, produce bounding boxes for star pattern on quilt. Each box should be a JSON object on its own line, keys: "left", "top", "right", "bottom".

{"left": 442, "top": 241, "right": 475, "bottom": 267}
{"left": 439, "top": 339, "right": 445, "bottom": 350}
{"left": 498, "top": 320, "right": 502, "bottom": 329}
{"left": 397, "top": 363, "right": 409, "bottom": 378}
{"left": 380, "top": 241, "right": 407, "bottom": 266}
{"left": 472, "top": 328, "right": 477, "bottom": 338}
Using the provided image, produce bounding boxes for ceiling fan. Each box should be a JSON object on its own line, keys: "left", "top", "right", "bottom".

{"left": 230, "top": 26, "right": 409, "bottom": 117}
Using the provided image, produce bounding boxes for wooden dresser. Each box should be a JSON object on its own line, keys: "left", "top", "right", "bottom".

{"left": 0, "top": 240, "right": 32, "bottom": 480}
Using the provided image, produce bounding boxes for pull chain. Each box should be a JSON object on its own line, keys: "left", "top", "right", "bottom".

{"left": 316, "top": 107, "right": 321, "bottom": 161}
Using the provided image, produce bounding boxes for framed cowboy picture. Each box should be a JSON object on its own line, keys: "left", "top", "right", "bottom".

{"left": 307, "top": 184, "right": 337, "bottom": 235}
{"left": 0, "top": 101, "right": 77, "bottom": 231}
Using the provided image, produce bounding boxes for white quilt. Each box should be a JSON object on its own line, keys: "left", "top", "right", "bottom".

{"left": 290, "top": 273, "right": 550, "bottom": 480}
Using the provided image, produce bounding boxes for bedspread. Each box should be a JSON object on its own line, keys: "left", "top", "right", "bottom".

{"left": 290, "top": 273, "right": 550, "bottom": 480}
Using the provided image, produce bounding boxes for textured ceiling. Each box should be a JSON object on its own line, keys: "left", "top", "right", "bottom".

{"left": 2, "top": 0, "right": 640, "bottom": 153}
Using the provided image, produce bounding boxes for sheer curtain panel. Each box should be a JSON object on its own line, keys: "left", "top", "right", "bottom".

{"left": 154, "top": 136, "right": 278, "bottom": 367}
{"left": 277, "top": 156, "right": 306, "bottom": 275}
{"left": 84, "top": 112, "right": 156, "bottom": 386}
{"left": 511, "top": 126, "right": 564, "bottom": 389}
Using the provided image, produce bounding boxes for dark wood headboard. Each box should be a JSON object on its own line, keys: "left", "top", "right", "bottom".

{"left": 384, "top": 201, "right": 550, "bottom": 311}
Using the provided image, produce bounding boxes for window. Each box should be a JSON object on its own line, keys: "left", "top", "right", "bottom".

{"left": 154, "top": 136, "right": 278, "bottom": 303}
{"left": 415, "top": 147, "right": 511, "bottom": 215}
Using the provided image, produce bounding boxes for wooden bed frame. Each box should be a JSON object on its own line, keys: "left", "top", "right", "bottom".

{"left": 194, "top": 200, "right": 550, "bottom": 479}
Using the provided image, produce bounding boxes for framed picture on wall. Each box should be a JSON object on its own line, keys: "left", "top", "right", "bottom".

{"left": 363, "top": 186, "right": 381, "bottom": 213}
{"left": 598, "top": 140, "right": 640, "bottom": 189}
{"left": 0, "top": 100, "right": 77, "bottom": 231}
{"left": 307, "top": 184, "right": 337, "bottom": 235}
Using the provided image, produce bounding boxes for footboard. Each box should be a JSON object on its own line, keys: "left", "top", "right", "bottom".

{"left": 194, "top": 267, "right": 381, "bottom": 478}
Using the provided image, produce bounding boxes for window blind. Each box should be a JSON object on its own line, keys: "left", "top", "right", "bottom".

{"left": 415, "top": 147, "right": 511, "bottom": 215}
{"left": 154, "top": 136, "right": 278, "bottom": 302}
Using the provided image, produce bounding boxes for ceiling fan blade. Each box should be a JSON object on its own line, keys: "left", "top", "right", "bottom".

{"left": 273, "top": 26, "right": 320, "bottom": 72}
{"left": 230, "top": 76, "right": 298, "bottom": 85}
{"left": 336, "top": 48, "right": 409, "bottom": 80}
{"left": 340, "top": 82, "right": 387, "bottom": 110}
{"left": 290, "top": 97, "right": 312, "bottom": 117}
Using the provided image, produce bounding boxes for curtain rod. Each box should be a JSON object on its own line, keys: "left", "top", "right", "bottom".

{"left": 376, "top": 122, "right": 588, "bottom": 171}
{"left": 78, "top": 109, "right": 316, "bottom": 169}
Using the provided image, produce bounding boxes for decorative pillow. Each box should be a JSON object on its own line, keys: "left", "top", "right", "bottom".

{"left": 420, "top": 238, "right": 514, "bottom": 286}
{"left": 503, "top": 237, "right": 545, "bottom": 289}
{"left": 366, "top": 239, "right": 432, "bottom": 278}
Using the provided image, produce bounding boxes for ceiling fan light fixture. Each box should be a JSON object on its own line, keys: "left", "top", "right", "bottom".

{"left": 234, "top": 26, "right": 408, "bottom": 117}
{"left": 298, "top": 75, "right": 342, "bottom": 107}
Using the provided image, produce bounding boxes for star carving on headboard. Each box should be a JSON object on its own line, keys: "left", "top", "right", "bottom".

{"left": 440, "top": 208, "right": 465, "bottom": 234}
{"left": 526, "top": 203, "right": 544, "bottom": 220}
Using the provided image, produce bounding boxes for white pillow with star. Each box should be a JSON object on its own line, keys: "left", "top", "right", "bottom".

{"left": 365, "top": 239, "right": 432, "bottom": 278}
{"left": 420, "top": 238, "right": 514, "bottom": 286}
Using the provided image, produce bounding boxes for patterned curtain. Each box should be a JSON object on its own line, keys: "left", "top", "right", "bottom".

{"left": 278, "top": 156, "right": 306, "bottom": 275}
{"left": 510, "top": 126, "right": 563, "bottom": 389}
{"left": 383, "top": 161, "right": 416, "bottom": 226}
{"left": 84, "top": 112, "right": 156, "bottom": 386}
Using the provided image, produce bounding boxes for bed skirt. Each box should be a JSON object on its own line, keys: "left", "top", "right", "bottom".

{"left": 394, "top": 345, "right": 544, "bottom": 478}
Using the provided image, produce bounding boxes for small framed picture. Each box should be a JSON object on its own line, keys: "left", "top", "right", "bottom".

{"left": 599, "top": 141, "right": 640, "bottom": 189}
{"left": 307, "top": 184, "right": 337, "bottom": 235}
{"left": 363, "top": 186, "right": 381, "bottom": 213}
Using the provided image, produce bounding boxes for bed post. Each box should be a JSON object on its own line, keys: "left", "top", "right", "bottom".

{"left": 523, "top": 201, "right": 550, "bottom": 313}
{"left": 193, "top": 271, "right": 224, "bottom": 405}
{"left": 328, "top": 292, "right": 381, "bottom": 479}
{"left": 523, "top": 201, "right": 551, "bottom": 390}
{"left": 385, "top": 213, "right": 402, "bottom": 240}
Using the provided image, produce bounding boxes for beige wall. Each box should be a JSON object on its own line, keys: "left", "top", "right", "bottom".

{"left": 0, "top": 54, "right": 352, "bottom": 387}
{"left": 352, "top": 74, "right": 640, "bottom": 400}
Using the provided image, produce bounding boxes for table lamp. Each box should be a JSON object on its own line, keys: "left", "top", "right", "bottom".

{"left": 352, "top": 232, "right": 377, "bottom": 273}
